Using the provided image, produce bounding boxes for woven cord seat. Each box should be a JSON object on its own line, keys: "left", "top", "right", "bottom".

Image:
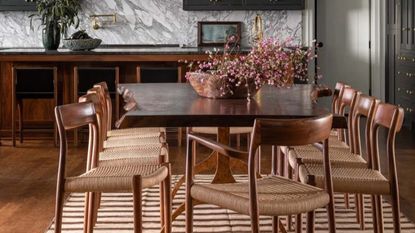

{"left": 287, "top": 145, "right": 367, "bottom": 168}
{"left": 99, "top": 146, "right": 169, "bottom": 166}
{"left": 107, "top": 127, "right": 166, "bottom": 138}
{"left": 65, "top": 164, "right": 168, "bottom": 192}
{"left": 299, "top": 163, "right": 390, "bottom": 195}
{"left": 191, "top": 127, "right": 252, "bottom": 135}
{"left": 105, "top": 131, "right": 165, "bottom": 142}
{"left": 103, "top": 135, "right": 164, "bottom": 149}
{"left": 191, "top": 176, "right": 330, "bottom": 216}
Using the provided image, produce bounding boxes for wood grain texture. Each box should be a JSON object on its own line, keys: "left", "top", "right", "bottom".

{"left": 119, "top": 83, "right": 330, "bottom": 128}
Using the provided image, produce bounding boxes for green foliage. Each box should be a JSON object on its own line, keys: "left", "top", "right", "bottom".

{"left": 27, "top": 0, "right": 81, "bottom": 37}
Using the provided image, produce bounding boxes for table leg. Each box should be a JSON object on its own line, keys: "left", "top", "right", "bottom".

{"left": 212, "top": 127, "right": 235, "bottom": 184}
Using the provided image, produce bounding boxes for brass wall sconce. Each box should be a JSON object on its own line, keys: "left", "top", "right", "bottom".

{"left": 90, "top": 13, "right": 117, "bottom": 30}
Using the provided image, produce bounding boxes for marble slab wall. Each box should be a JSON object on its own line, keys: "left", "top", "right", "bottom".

{"left": 0, "top": 0, "right": 302, "bottom": 47}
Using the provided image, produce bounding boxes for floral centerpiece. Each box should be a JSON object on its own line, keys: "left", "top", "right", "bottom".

{"left": 185, "top": 36, "right": 315, "bottom": 99}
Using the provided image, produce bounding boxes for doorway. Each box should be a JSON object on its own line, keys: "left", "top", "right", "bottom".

{"left": 314, "top": 0, "right": 372, "bottom": 95}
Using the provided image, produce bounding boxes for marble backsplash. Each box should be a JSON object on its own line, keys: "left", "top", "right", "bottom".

{"left": 0, "top": 0, "right": 302, "bottom": 48}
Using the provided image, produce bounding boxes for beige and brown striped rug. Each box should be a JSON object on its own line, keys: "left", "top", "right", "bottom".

{"left": 46, "top": 175, "right": 415, "bottom": 233}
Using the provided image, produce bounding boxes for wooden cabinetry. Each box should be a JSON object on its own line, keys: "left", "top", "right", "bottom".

{"left": 388, "top": 0, "right": 415, "bottom": 129}
{"left": 183, "top": 0, "right": 304, "bottom": 11}
{"left": 244, "top": 0, "right": 304, "bottom": 10}
{"left": 0, "top": 0, "right": 36, "bottom": 11}
{"left": 183, "top": 0, "right": 243, "bottom": 10}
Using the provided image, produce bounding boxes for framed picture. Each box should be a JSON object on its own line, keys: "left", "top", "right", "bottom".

{"left": 198, "top": 21, "right": 242, "bottom": 47}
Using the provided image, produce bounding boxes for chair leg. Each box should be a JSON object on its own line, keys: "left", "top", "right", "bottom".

{"left": 344, "top": 193, "right": 350, "bottom": 209}
{"left": 327, "top": 198, "right": 336, "bottom": 233}
{"left": 163, "top": 167, "right": 172, "bottom": 233}
{"left": 371, "top": 195, "right": 379, "bottom": 233}
{"left": 358, "top": 194, "right": 365, "bottom": 230}
{"left": 83, "top": 192, "right": 90, "bottom": 233}
{"left": 236, "top": 134, "right": 241, "bottom": 149}
{"left": 355, "top": 194, "right": 361, "bottom": 225}
{"left": 178, "top": 128, "right": 182, "bottom": 147}
{"left": 296, "top": 213, "right": 302, "bottom": 233}
{"left": 306, "top": 211, "right": 315, "bottom": 233}
{"left": 272, "top": 216, "right": 279, "bottom": 233}
{"left": 86, "top": 192, "right": 99, "bottom": 233}
{"left": 54, "top": 188, "right": 65, "bottom": 233}
{"left": 160, "top": 183, "right": 165, "bottom": 231}
{"left": 285, "top": 157, "right": 293, "bottom": 231}
{"left": 17, "top": 100, "right": 23, "bottom": 144}
{"left": 132, "top": 175, "right": 143, "bottom": 233}
{"left": 391, "top": 190, "right": 401, "bottom": 233}
{"left": 376, "top": 195, "right": 384, "bottom": 233}
{"left": 250, "top": 212, "right": 260, "bottom": 233}
{"left": 185, "top": 194, "right": 193, "bottom": 233}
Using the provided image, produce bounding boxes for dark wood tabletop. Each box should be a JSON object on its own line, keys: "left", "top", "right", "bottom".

{"left": 118, "top": 83, "right": 333, "bottom": 128}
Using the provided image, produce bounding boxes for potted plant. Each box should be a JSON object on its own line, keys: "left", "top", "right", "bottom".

{"left": 185, "top": 37, "right": 314, "bottom": 99}
{"left": 27, "top": 0, "right": 81, "bottom": 50}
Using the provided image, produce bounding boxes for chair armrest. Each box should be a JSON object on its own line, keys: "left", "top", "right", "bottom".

{"left": 188, "top": 133, "right": 248, "bottom": 163}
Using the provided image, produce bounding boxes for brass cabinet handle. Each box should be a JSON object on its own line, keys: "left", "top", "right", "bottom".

{"left": 397, "top": 71, "right": 401, "bottom": 75}
{"left": 397, "top": 88, "right": 401, "bottom": 92}
{"left": 402, "top": 27, "right": 411, "bottom": 31}
{"left": 406, "top": 108, "right": 413, "bottom": 113}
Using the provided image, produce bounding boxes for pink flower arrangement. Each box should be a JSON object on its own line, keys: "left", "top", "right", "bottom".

{"left": 185, "top": 36, "right": 316, "bottom": 96}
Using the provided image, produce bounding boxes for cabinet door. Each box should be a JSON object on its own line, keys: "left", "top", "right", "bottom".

{"left": 244, "top": 0, "right": 304, "bottom": 10}
{"left": 183, "top": 0, "right": 243, "bottom": 10}
{"left": 411, "top": 0, "right": 415, "bottom": 49}
{"left": 401, "top": 0, "right": 410, "bottom": 49}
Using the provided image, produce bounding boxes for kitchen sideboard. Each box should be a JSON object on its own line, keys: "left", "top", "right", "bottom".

{"left": 0, "top": 45, "right": 213, "bottom": 138}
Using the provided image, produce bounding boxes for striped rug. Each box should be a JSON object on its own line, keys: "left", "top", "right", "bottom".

{"left": 46, "top": 175, "right": 415, "bottom": 233}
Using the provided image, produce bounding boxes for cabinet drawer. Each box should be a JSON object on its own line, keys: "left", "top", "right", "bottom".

{"left": 397, "top": 54, "right": 415, "bottom": 66}
{"left": 244, "top": 0, "right": 304, "bottom": 10}
{"left": 183, "top": 0, "right": 243, "bottom": 10}
{"left": 396, "top": 66, "right": 415, "bottom": 87}
{"left": 396, "top": 98, "right": 414, "bottom": 128}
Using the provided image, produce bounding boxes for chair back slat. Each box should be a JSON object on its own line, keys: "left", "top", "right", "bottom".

{"left": 87, "top": 87, "right": 109, "bottom": 138}
{"left": 55, "top": 102, "right": 96, "bottom": 130}
{"left": 350, "top": 94, "right": 379, "bottom": 155}
{"left": 79, "top": 93, "right": 105, "bottom": 149}
{"left": 94, "top": 82, "right": 113, "bottom": 129}
{"left": 373, "top": 103, "right": 404, "bottom": 131}
{"left": 337, "top": 87, "right": 358, "bottom": 143}
{"left": 252, "top": 113, "right": 333, "bottom": 147}
{"left": 332, "top": 82, "right": 347, "bottom": 114}
{"left": 370, "top": 103, "right": 404, "bottom": 172}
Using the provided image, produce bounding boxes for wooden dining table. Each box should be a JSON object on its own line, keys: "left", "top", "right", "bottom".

{"left": 117, "top": 82, "right": 343, "bottom": 179}
{"left": 116, "top": 83, "right": 344, "bottom": 223}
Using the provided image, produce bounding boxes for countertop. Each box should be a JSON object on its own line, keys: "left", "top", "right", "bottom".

{"left": 0, "top": 44, "right": 251, "bottom": 55}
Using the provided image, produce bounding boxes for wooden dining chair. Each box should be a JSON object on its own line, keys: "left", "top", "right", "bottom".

{"left": 93, "top": 82, "right": 166, "bottom": 139}
{"left": 287, "top": 93, "right": 378, "bottom": 230}
{"left": 78, "top": 92, "right": 171, "bottom": 232}
{"left": 54, "top": 101, "right": 171, "bottom": 233}
{"left": 185, "top": 113, "right": 336, "bottom": 233}
{"left": 86, "top": 85, "right": 165, "bottom": 149}
{"left": 298, "top": 102, "right": 405, "bottom": 233}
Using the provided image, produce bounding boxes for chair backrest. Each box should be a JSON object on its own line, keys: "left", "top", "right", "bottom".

{"left": 78, "top": 93, "right": 105, "bottom": 152}
{"left": 337, "top": 87, "right": 358, "bottom": 143}
{"left": 247, "top": 114, "right": 334, "bottom": 219}
{"left": 332, "top": 82, "right": 346, "bottom": 114}
{"left": 87, "top": 86, "right": 109, "bottom": 139}
{"left": 370, "top": 103, "right": 404, "bottom": 176}
{"left": 55, "top": 102, "right": 99, "bottom": 182}
{"left": 251, "top": 114, "right": 333, "bottom": 148}
{"left": 350, "top": 94, "right": 379, "bottom": 156}
{"left": 93, "top": 82, "right": 113, "bottom": 130}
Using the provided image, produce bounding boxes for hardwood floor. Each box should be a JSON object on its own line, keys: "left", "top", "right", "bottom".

{"left": 0, "top": 129, "right": 414, "bottom": 233}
